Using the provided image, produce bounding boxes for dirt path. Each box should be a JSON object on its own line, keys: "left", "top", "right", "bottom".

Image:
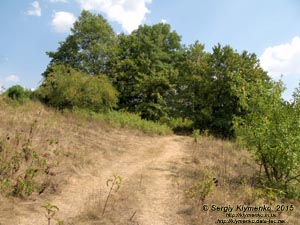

{"left": 133, "top": 136, "right": 186, "bottom": 225}
{"left": 9, "top": 135, "right": 190, "bottom": 225}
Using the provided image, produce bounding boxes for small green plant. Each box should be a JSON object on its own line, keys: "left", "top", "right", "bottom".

{"left": 55, "top": 219, "right": 65, "bottom": 225}
{"left": 102, "top": 175, "right": 122, "bottom": 216}
{"left": 192, "top": 129, "right": 200, "bottom": 143}
{"left": 243, "top": 186, "right": 284, "bottom": 204}
{"left": 42, "top": 202, "right": 59, "bottom": 225}
{"left": 186, "top": 177, "right": 214, "bottom": 205}
{"left": 0, "top": 121, "right": 49, "bottom": 197}
{"left": 13, "top": 167, "right": 39, "bottom": 196}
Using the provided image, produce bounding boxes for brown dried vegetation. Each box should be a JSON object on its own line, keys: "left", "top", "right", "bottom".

{"left": 0, "top": 98, "right": 299, "bottom": 225}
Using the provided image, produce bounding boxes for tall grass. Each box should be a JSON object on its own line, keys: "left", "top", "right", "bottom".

{"left": 73, "top": 108, "right": 173, "bottom": 135}
{"left": 0, "top": 96, "right": 172, "bottom": 135}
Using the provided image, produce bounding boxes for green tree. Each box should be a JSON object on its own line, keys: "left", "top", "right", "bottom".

{"left": 235, "top": 82, "right": 300, "bottom": 196}
{"left": 38, "top": 65, "right": 118, "bottom": 112}
{"left": 207, "top": 45, "right": 273, "bottom": 137}
{"left": 170, "top": 44, "right": 273, "bottom": 137}
{"left": 170, "top": 41, "right": 210, "bottom": 125}
{"left": 45, "top": 10, "right": 117, "bottom": 76}
{"left": 114, "top": 23, "right": 182, "bottom": 121}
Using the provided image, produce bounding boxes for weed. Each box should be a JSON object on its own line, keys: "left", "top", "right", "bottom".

{"left": 55, "top": 219, "right": 65, "bottom": 225}
{"left": 42, "top": 202, "right": 60, "bottom": 225}
{"left": 185, "top": 176, "right": 215, "bottom": 205}
{"left": 192, "top": 129, "right": 200, "bottom": 143}
{"left": 47, "top": 137, "right": 59, "bottom": 145}
{"left": 102, "top": 175, "right": 122, "bottom": 216}
{"left": 0, "top": 121, "right": 49, "bottom": 197}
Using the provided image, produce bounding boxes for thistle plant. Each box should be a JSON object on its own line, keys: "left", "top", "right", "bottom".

{"left": 42, "top": 202, "right": 59, "bottom": 225}
{"left": 102, "top": 175, "right": 122, "bottom": 216}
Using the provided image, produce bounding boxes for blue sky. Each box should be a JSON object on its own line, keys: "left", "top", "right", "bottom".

{"left": 1, "top": 0, "right": 300, "bottom": 100}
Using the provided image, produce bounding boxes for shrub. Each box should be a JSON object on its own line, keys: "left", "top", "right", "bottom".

{"left": 4, "top": 85, "right": 31, "bottom": 103}
{"left": 38, "top": 65, "right": 118, "bottom": 112}
{"left": 161, "top": 117, "right": 193, "bottom": 134}
{"left": 235, "top": 83, "right": 300, "bottom": 197}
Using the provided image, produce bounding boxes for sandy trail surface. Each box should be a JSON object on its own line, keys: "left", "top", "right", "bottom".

{"left": 5, "top": 134, "right": 190, "bottom": 225}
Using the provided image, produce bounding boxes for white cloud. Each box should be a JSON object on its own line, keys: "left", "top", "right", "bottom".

{"left": 161, "top": 19, "right": 167, "bottom": 24}
{"left": 51, "top": 11, "right": 76, "bottom": 33}
{"left": 26, "top": 1, "right": 41, "bottom": 17}
{"left": 77, "top": 0, "right": 152, "bottom": 33}
{"left": 5, "top": 75, "right": 20, "bottom": 83}
{"left": 260, "top": 37, "right": 300, "bottom": 78}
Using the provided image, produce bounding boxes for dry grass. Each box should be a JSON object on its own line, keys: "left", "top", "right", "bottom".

{"left": 180, "top": 136, "right": 300, "bottom": 225}
{"left": 0, "top": 98, "right": 299, "bottom": 225}
{"left": 0, "top": 98, "right": 164, "bottom": 224}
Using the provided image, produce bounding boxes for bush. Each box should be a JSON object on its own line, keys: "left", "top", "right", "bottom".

{"left": 4, "top": 85, "right": 31, "bottom": 103}
{"left": 38, "top": 65, "right": 118, "bottom": 112}
{"left": 235, "top": 83, "right": 300, "bottom": 197}
{"left": 160, "top": 117, "right": 193, "bottom": 134}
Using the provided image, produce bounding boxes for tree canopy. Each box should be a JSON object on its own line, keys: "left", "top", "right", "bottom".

{"left": 45, "top": 10, "right": 117, "bottom": 76}
{"left": 42, "top": 10, "right": 276, "bottom": 138}
{"left": 113, "top": 23, "right": 182, "bottom": 121}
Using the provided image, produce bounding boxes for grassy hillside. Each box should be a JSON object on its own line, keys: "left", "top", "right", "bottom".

{"left": 181, "top": 136, "right": 300, "bottom": 224}
{"left": 0, "top": 98, "right": 299, "bottom": 225}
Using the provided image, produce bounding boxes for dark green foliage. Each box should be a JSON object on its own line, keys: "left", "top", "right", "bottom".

{"left": 204, "top": 45, "right": 272, "bottom": 137}
{"left": 4, "top": 85, "right": 31, "bottom": 102}
{"left": 38, "top": 65, "right": 118, "bottom": 112}
{"left": 113, "top": 23, "right": 182, "bottom": 121}
{"left": 45, "top": 10, "right": 117, "bottom": 76}
{"left": 169, "top": 42, "right": 210, "bottom": 125}
{"left": 174, "top": 43, "right": 273, "bottom": 138}
{"left": 42, "top": 10, "right": 287, "bottom": 142}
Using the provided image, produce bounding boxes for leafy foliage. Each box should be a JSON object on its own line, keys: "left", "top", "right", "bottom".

{"left": 113, "top": 23, "right": 182, "bottom": 121}
{"left": 186, "top": 176, "right": 215, "bottom": 204}
{"left": 174, "top": 43, "right": 273, "bottom": 137}
{"left": 45, "top": 10, "right": 117, "bottom": 76}
{"left": 42, "top": 11, "right": 278, "bottom": 138}
{"left": 38, "top": 65, "right": 118, "bottom": 112}
{"left": 170, "top": 42, "right": 210, "bottom": 126}
{"left": 3, "top": 85, "right": 32, "bottom": 103}
{"left": 235, "top": 82, "right": 300, "bottom": 197}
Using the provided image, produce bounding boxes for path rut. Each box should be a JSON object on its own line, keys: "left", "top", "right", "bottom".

{"left": 10, "top": 135, "right": 189, "bottom": 225}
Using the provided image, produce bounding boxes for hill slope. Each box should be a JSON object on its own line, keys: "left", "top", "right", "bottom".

{"left": 0, "top": 100, "right": 299, "bottom": 225}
